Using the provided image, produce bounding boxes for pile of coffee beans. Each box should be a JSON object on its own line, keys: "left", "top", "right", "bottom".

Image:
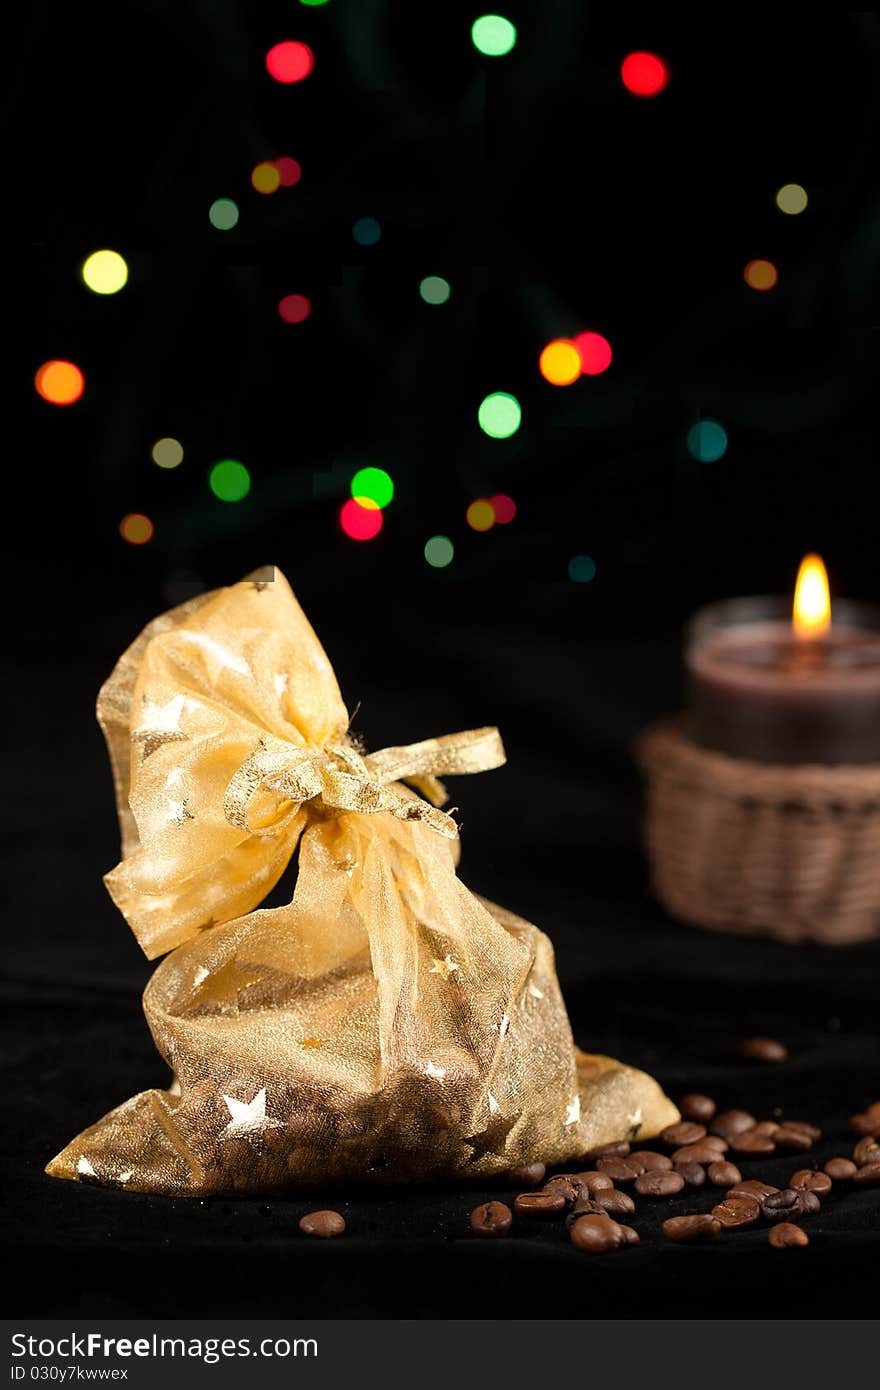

{"left": 469, "top": 1083, "right": 880, "bottom": 1254}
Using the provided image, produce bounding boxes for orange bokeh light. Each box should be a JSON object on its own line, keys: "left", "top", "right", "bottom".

{"left": 539, "top": 339, "right": 581, "bottom": 386}
{"left": 120, "top": 513, "right": 154, "bottom": 546}
{"left": 35, "top": 359, "right": 84, "bottom": 405}
{"left": 744, "top": 258, "right": 778, "bottom": 291}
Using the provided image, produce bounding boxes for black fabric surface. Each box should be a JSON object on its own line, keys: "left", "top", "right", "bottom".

{"left": 4, "top": 578, "right": 879, "bottom": 1319}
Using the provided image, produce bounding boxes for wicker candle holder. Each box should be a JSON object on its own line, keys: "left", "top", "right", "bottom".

{"left": 637, "top": 719, "right": 880, "bottom": 945}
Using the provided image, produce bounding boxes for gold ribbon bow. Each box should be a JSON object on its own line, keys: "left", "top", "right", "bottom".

{"left": 100, "top": 570, "right": 506, "bottom": 959}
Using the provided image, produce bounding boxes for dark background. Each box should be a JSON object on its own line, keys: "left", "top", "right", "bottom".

{"left": 5, "top": 1, "right": 880, "bottom": 1318}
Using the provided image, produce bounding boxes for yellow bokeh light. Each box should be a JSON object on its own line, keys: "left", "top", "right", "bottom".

{"left": 776, "top": 183, "right": 808, "bottom": 216}
{"left": 82, "top": 249, "right": 128, "bottom": 295}
{"left": 539, "top": 339, "right": 581, "bottom": 386}
{"left": 152, "top": 437, "right": 184, "bottom": 469}
{"left": 466, "top": 499, "right": 496, "bottom": 532}
{"left": 251, "top": 161, "right": 281, "bottom": 195}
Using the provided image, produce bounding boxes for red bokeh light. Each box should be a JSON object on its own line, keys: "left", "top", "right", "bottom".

{"left": 620, "top": 51, "right": 668, "bottom": 97}
{"left": 274, "top": 157, "right": 302, "bottom": 186}
{"left": 574, "top": 332, "right": 613, "bottom": 375}
{"left": 265, "top": 42, "right": 314, "bottom": 84}
{"left": 340, "top": 498, "right": 383, "bottom": 541}
{"left": 278, "top": 294, "right": 312, "bottom": 323}
{"left": 489, "top": 493, "right": 517, "bottom": 524}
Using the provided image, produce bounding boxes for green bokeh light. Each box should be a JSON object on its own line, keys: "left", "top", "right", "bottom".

{"left": 209, "top": 198, "right": 239, "bottom": 231}
{"left": 351, "top": 466, "right": 394, "bottom": 509}
{"left": 478, "top": 391, "right": 521, "bottom": 439}
{"left": 687, "top": 419, "right": 728, "bottom": 463}
{"left": 568, "top": 555, "right": 596, "bottom": 584}
{"left": 209, "top": 459, "right": 251, "bottom": 502}
{"left": 420, "top": 275, "right": 451, "bottom": 305}
{"left": 299, "top": 0, "right": 331, "bottom": 6}
{"left": 425, "top": 535, "right": 454, "bottom": 568}
{"left": 471, "top": 15, "right": 517, "bottom": 58}
{"left": 353, "top": 217, "right": 381, "bottom": 246}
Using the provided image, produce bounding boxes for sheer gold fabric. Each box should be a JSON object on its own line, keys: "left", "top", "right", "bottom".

{"left": 47, "top": 570, "right": 676, "bottom": 1194}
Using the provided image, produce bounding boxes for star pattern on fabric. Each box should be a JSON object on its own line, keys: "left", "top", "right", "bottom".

{"left": 564, "top": 1095, "right": 581, "bottom": 1126}
{"left": 625, "top": 1107, "right": 643, "bottom": 1136}
{"left": 527, "top": 982, "right": 544, "bottom": 1000}
{"left": 77, "top": 1156, "right": 96, "bottom": 1177}
{"left": 425, "top": 1061, "right": 447, "bottom": 1080}
{"left": 464, "top": 1105, "right": 520, "bottom": 1163}
{"left": 429, "top": 954, "right": 460, "bottom": 980}
{"left": 273, "top": 671, "right": 289, "bottom": 699}
{"left": 492, "top": 1012, "right": 510, "bottom": 1041}
{"left": 131, "top": 694, "right": 189, "bottom": 760}
{"left": 300, "top": 1037, "right": 328, "bottom": 1051}
{"left": 165, "top": 797, "right": 195, "bottom": 827}
{"left": 219, "top": 1088, "right": 282, "bottom": 1142}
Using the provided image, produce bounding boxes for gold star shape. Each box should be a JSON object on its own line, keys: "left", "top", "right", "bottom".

{"left": 425, "top": 1061, "right": 447, "bottom": 1080}
{"left": 625, "top": 1107, "right": 643, "bottom": 1138}
{"left": 464, "top": 1106, "right": 520, "bottom": 1163}
{"left": 131, "top": 694, "right": 189, "bottom": 760}
{"left": 219, "top": 1088, "right": 282, "bottom": 1143}
{"left": 300, "top": 1037, "right": 328, "bottom": 1051}
{"left": 564, "top": 1095, "right": 581, "bottom": 1127}
{"left": 273, "top": 671, "right": 289, "bottom": 699}
{"left": 165, "top": 797, "right": 195, "bottom": 827}
{"left": 429, "top": 954, "right": 460, "bottom": 980}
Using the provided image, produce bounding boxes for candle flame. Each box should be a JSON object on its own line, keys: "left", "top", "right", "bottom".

{"left": 793, "top": 554, "right": 831, "bottom": 639}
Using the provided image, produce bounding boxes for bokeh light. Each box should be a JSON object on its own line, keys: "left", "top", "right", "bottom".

{"left": 278, "top": 293, "right": 312, "bottom": 323}
{"left": 353, "top": 217, "right": 381, "bottom": 246}
{"left": 209, "top": 198, "right": 239, "bottom": 230}
{"left": 265, "top": 41, "right": 314, "bottom": 83}
{"left": 152, "top": 437, "right": 184, "bottom": 469}
{"left": 744, "top": 258, "right": 778, "bottom": 291}
{"left": 340, "top": 497, "right": 383, "bottom": 541}
{"left": 209, "top": 459, "right": 251, "bottom": 502}
{"left": 299, "top": 0, "right": 330, "bottom": 6}
{"left": 275, "top": 157, "right": 302, "bottom": 186}
{"left": 478, "top": 391, "right": 521, "bottom": 438}
{"left": 490, "top": 493, "right": 516, "bottom": 524}
{"left": 471, "top": 15, "right": 517, "bottom": 57}
{"left": 120, "top": 513, "right": 154, "bottom": 546}
{"left": 568, "top": 554, "right": 596, "bottom": 583}
{"left": 539, "top": 339, "right": 581, "bottom": 386}
{"left": 687, "top": 420, "right": 728, "bottom": 463}
{"left": 467, "top": 499, "right": 496, "bottom": 532}
{"left": 574, "top": 331, "right": 613, "bottom": 375}
{"left": 35, "top": 360, "right": 84, "bottom": 405}
{"left": 776, "top": 183, "right": 808, "bottom": 215}
{"left": 420, "top": 275, "right": 451, "bottom": 305}
{"left": 620, "top": 52, "right": 668, "bottom": 97}
{"left": 252, "top": 161, "right": 281, "bottom": 194}
{"left": 351, "top": 467, "right": 394, "bottom": 509}
{"left": 81, "top": 249, "right": 128, "bottom": 295}
{"left": 425, "top": 535, "right": 454, "bottom": 568}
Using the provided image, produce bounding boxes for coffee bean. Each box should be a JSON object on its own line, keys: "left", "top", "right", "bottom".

{"left": 618, "top": 1223, "right": 640, "bottom": 1246}
{"left": 729, "top": 1128, "right": 776, "bottom": 1155}
{"left": 673, "top": 1140, "right": 729, "bottom": 1165}
{"left": 569, "top": 1213, "right": 628, "bottom": 1253}
{"left": 543, "top": 1175, "right": 581, "bottom": 1206}
{"left": 712, "top": 1194, "right": 761, "bottom": 1228}
{"left": 780, "top": 1120, "right": 821, "bottom": 1141}
{"left": 728, "top": 1179, "right": 780, "bottom": 1200}
{"left": 797, "top": 1190, "right": 820, "bottom": 1217}
{"left": 628, "top": 1150, "right": 673, "bottom": 1172}
{"left": 761, "top": 1189, "right": 800, "bottom": 1223}
{"left": 635, "top": 1169, "right": 685, "bottom": 1197}
{"left": 564, "top": 1198, "right": 603, "bottom": 1230}
{"left": 850, "top": 1113, "right": 880, "bottom": 1137}
{"left": 596, "top": 1157, "right": 638, "bottom": 1185}
{"left": 299, "top": 1209, "right": 346, "bottom": 1238}
{"left": 769, "top": 1222, "right": 809, "bottom": 1249}
{"left": 853, "top": 1162, "right": 880, "bottom": 1187}
{"left": 507, "top": 1163, "right": 545, "bottom": 1188}
{"left": 790, "top": 1169, "right": 831, "bottom": 1194}
{"left": 737, "top": 1036, "right": 788, "bottom": 1063}
{"left": 663, "top": 1214, "right": 722, "bottom": 1243}
{"left": 750, "top": 1121, "right": 780, "bottom": 1137}
{"left": 573, "top": 1170, "right": 614, "bottom": 1195}
{"left": 867, "top": 1101, "right": 880, "bottom": 1121}
{"left": 584, "top": 1140, "right": 631, "bottom": 1161}
{"left": 707, "top": 1160, "right": 741, "bottom": 1188}
{"left": 514, "top": 1190, "right": 566, "bottom": 1216}
{"left": 660, "top": 1121, "right": 707, "bottom": 1147}
{"left": 674, "top": 1161, "right": 707, "bottom": 1188}
{"left": 824, "top": 1157, "right": 857, "bottom": 1181}
{"left": 772, "top": 1128, "right": 813, "bottom": 1152}
{"left": 469, "top": 1201, "right": 512, "bottom": 1237}
{"left": 679, "top": 1093, "right": 717, "bottom": 1123}
{"left": 592, "top": 1188, "right": 635, "bottom": 1217}
{"left": 711, "top": 1110, "right": 757, "bottom": 1140}
{"left": 853, "top": 1135, "right": 880, "bottom": 1167}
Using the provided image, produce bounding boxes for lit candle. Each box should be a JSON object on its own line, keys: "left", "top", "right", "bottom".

{"left": 686, "top": 556, "right": 880, "bottom": 764}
